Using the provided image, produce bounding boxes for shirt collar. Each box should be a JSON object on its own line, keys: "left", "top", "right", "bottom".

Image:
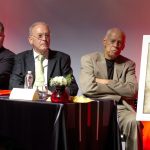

{"left": 33, "top": 49, "right": 48, "bottom": 59}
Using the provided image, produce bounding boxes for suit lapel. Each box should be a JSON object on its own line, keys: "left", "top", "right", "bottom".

{"left": 113, "top": 60, "right": 124, "bottom": 80}
{"left": 26, "top": 50, "right": 35, "bottom": 76}
{"left": 47, "top": 50, "right": 57, "bottom": 83}
{"left": 96, "top": 53, "right": 108, "bottom": 78}
{"left": 95, "top": 53, "right": 124, "bottom": 80}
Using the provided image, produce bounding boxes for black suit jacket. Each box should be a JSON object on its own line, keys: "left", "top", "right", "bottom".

{"left": 9, "top": 49, "right": 78, "bottom": 96}
{"left": 0, "top": 47, "right": 15, "bottom": 89}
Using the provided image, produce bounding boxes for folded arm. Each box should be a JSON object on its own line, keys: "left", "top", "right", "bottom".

{"left": 79, "top": 55, "right": 138, "bottom": 102}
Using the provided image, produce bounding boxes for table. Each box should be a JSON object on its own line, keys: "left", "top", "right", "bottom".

{"left": 0, "top": 97, "right": 121, "bottom": 150}
{"left": 64, "top": 100, "right": 122, "bottom": 150}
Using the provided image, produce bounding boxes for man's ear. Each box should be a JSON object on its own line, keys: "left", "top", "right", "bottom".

{"left": 28, "top": 36, "right": 33, "bottom": 45}
{"left": 103, "top": 38, "right": 107, "bottom": 46}
{"left": 121, "top": 43, "right": 125, "bottom": 51}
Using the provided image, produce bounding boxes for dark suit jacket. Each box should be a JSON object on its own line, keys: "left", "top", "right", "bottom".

{"left": 0, "top": 47, "right": 15, "bottom": 89}
{"left": 9, "top": 49, "right": 78, "bottom": 96}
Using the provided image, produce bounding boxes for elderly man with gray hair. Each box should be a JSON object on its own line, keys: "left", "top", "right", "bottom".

{"left": 80, "top": 28, "right": 143, "bottom": 150}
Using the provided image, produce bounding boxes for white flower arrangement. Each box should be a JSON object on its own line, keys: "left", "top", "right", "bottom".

{"left": 50, "top": 74, "right": 72, "bottom": 87}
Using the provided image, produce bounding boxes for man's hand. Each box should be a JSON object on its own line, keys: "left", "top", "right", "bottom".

{"left": 48, "top": 90, "right": 52, "bottom": 95}
{"left": 95, "top": 78, "right": 111, "bottom": 84}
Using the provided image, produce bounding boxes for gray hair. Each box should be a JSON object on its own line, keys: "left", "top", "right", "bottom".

{"left": 29, "top": 21, "right": 50, "bottom": 35}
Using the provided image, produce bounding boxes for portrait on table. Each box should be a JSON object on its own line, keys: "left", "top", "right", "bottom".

{"left": 137, "top": 35, "right": 150, "bottom": 121}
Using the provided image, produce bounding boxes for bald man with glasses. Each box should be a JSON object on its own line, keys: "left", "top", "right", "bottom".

{"left": 9, "top": 21, "right": 78, "bottom": 96}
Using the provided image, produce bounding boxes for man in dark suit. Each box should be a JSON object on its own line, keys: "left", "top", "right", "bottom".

{"left": 9, "top": 22, "right": 78, "bottom": 96}
{"left": 0, "top": 22, "right": 15, "bottom": 89}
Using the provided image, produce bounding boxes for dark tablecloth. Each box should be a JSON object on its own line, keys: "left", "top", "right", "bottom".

{"left": 0, "top": 97, "right": 121, "bottom": 150}
{"left": 0, "top": 98, "right": 66, "bottom": 150}
{"left": 64, "top": 100, "right": 122, "bottom": 150}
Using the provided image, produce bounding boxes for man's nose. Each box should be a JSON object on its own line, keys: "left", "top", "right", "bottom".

{"left": 41, "top": 35, "right": 47, "bottom": 41}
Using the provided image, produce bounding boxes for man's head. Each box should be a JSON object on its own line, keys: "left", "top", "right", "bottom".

{"left": 103, "top": 28, "right": 126, "bottom": 60}
{"left": 0, "top": 22, "right": 5, "bottom": 48}
{"left": 28, "top": 22, "right": 50, "bottom": 55}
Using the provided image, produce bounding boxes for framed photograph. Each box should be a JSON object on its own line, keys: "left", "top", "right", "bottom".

{"left": 136, "top": 35, "right": 150, "bottom": 121}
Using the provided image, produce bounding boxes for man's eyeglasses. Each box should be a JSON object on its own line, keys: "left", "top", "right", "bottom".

{"left": 31, "top": 34, "right": 50, "bottom": 40}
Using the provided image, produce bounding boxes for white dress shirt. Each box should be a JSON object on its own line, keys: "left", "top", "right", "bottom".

{"left": 33, "top": 50, "right": 48, "bottom": 87}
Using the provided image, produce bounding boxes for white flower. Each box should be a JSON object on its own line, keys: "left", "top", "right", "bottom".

{"left": 50, "top": 76, "right": 68, "bottom": 86}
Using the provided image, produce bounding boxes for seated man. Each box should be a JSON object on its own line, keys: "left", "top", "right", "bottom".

{"left": 9, "top": 21, "right": 78, "bottom": 96}
{"left": 79, "top": 28, "right": 143, "bottom": 150}
{"left": 0, "top": 22, "right": 15, "bottom": 89}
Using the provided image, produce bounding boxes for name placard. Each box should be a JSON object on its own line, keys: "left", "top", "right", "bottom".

{"left": 9, "top": 88, "right": 39, "bottom": 101}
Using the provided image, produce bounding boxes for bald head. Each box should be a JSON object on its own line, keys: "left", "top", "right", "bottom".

{"left": 28, "top": 21, "right": 50, "bottom": 55}
{"left": 104, "top": 28, "right": 126, "bottom": 43}
{"left": 103, "top": 28, "right": 126, "bottom": 60}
